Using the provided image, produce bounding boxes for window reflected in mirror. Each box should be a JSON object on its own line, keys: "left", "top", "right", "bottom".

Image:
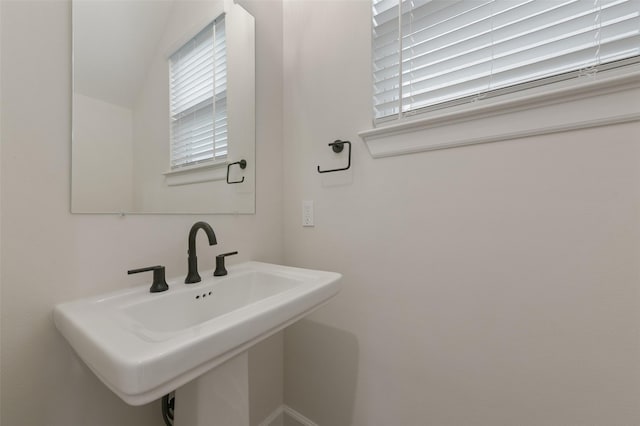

{"left": 71, "top": 0, "right": 255, "bottom": 214}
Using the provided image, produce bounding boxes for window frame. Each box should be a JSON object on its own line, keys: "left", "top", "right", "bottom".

{"left": 361, "top": 60, "right": 640, "bottom": 157}
{"left": 362, "top": 0, "right": 640, "bottom": 157}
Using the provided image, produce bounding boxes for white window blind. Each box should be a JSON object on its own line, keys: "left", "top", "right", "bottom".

{"left": 373, "top": 0, "right": 640, "bottom": 122}
{"left": 170, "top": 16, "right": 227, "bottom": 169}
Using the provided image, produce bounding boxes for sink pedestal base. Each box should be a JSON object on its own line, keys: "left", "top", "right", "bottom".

{"left": 174, "top": 352, "right": 249, "bottom": 426}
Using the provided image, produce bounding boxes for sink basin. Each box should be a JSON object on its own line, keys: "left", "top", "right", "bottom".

{"left": 53, "top": 261, "right": 341, "bottom": 405}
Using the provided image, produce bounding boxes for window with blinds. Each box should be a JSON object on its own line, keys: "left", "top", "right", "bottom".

{"left": 372, "top": 0, "right": 640, "bottom": 122}
{"left": 169, "top": 16, "right": 227, "bottom": 169}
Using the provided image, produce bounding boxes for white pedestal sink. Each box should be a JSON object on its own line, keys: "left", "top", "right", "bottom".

{"left": 174, "top": 352, "right": 249, "bottom": 426}
{"left": 53, "top": 261, "right": 341, "bottom": 415}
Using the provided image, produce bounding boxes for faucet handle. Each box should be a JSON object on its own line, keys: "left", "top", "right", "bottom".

{"left": 214, "top": 252, "right": 238, "bottom": 276}
{"left": 128, "top": 265, "right": 169, "bottom": 293}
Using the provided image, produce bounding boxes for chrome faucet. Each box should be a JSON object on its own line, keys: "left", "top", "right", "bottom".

{"left": 185, "top": 221, "right": 217, "bottom": 284}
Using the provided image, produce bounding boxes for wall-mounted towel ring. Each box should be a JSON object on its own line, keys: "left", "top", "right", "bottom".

{"left": 226, "top": 159, "right": 247, "bottom": 184}
{"left": 317, "top": 140, "right": 351, "bottom": 173}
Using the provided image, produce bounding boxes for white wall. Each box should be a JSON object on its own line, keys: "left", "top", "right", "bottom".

{"left": 0, "top": 1, "right": 283, "bottom": 425}
{"left": 72, "top": 93, "right": 134, "bottom": 213}
{"left": 241, "top": 1, "right": 285, "bottom": 422}
{"left": 281, "top": 1, "right": 640, "bottom": 425}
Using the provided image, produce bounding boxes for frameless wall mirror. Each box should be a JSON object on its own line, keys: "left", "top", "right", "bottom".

{"left": 72, "top": 0, "right": 255, "bottom": 214}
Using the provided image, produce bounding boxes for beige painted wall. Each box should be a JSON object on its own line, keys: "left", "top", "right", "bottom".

{"left": 281, "top": 1, "right": 640, "bottom": 425}
{"left": 0, "top": 1, "right": 283, "bottom": 425}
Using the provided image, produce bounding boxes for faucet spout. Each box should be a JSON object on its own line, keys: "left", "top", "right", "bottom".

{"left": 185, "top": 221, "right": 217, "bottom": 284}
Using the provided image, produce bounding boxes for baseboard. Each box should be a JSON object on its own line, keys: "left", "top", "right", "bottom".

{"left": 283, "top": 405, "right": 318, "bottom": 426}
{"left": 258, "top": 404, "right": 318, "bottom": 426}
{"left": 257, "top": 405, "right": 284, "bottom": 426}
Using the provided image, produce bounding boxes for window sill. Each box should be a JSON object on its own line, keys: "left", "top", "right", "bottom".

{"left": 163, "top": 161, "right": 228, "bottom": 186}
{"left": 359, "top": 64, "right": 640, "bottom": 158}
